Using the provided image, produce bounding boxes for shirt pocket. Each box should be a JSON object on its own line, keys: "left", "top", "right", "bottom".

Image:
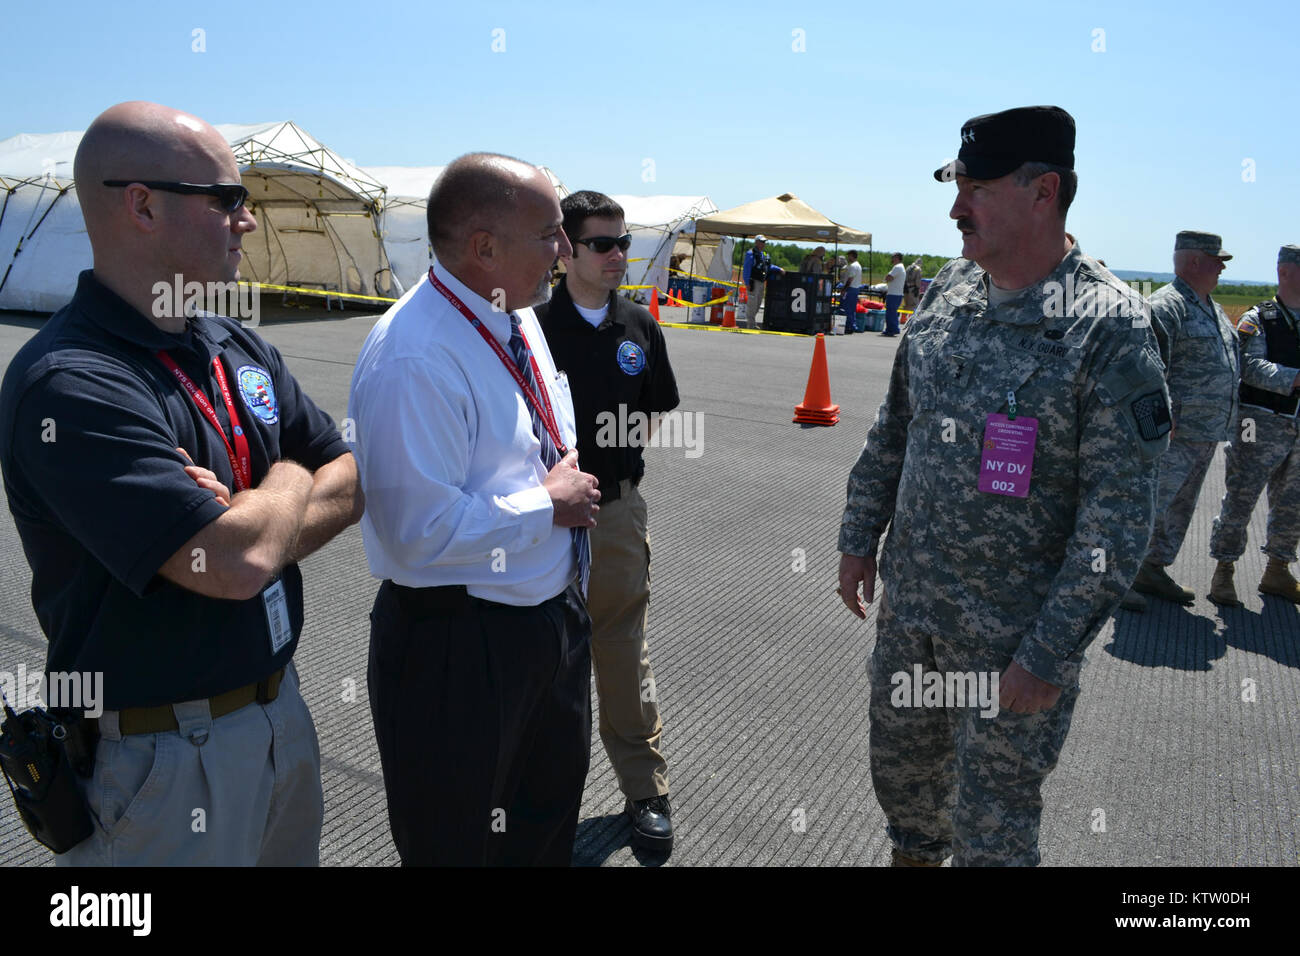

{"left": 1180, "top": 315, "right": 1228, "bottom": 360}
{"left": 907, "top": 327, "right": 948, "bottom": 411}
{"left": 550, "top": 372, "right": 578, "bottom": 452}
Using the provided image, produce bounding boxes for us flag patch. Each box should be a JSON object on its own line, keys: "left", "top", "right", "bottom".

{"left": 1131, "top": 391, "right": 1172, "bottom": 441}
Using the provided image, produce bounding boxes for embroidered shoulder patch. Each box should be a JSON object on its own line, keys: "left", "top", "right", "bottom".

{"left": 1130, "top": 391, "right": 1171, "bottom": 441}
{"left": 236, "top": 365, "right": 279, "bottom": 424}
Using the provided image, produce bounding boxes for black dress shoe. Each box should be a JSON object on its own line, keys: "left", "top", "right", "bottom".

{"left": 626, "top": 795, "right": 673, "bottom": 852}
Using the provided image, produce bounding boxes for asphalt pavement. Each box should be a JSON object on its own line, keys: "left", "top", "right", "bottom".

{"left": 0, "top": 302, "right": 1295, "bottom": 867}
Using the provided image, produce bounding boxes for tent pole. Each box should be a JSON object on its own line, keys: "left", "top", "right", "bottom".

{"left": 690, "top": 222, "right": 698, "bottom": 281}
{"left": 869, "top": 239, "right": 874, "bottom": 286}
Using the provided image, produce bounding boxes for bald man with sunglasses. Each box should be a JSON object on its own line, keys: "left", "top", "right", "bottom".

{"left": 0, "top": 101, "right": 363, "bottom": 865}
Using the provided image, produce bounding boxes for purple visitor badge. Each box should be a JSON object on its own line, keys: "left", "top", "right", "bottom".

{"left": 979, "top": 413, "right": 1038, "bottom": 498}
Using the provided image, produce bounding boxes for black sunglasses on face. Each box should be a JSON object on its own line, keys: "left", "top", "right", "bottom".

{"left": 102, "top": 180, "right": 250, "bottom": 213}
{"left": 573, "top": 233, "right": 632, "bottom": 254}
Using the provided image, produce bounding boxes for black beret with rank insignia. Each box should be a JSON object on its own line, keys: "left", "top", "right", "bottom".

{"left": 935, "top": 105, "right": 1076, "bottom": 182}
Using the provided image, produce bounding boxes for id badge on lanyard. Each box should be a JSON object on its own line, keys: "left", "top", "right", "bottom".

{"left": 263, "top": 578, "right": 292, "bottom": 654}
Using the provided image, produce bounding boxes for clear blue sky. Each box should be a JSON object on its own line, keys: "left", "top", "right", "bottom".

{"left": 4, "top": 0, "right": 1296, "bottom": 280}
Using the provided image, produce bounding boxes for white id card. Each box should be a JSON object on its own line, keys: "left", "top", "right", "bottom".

{"left": 263, "top": 578, "right": 292, "bottom": 654}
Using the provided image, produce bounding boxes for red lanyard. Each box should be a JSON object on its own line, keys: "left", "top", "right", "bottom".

{"left": 428, "top": 267, "right": 568, "bottom": 455}
{"left": 156, "top": 351, "right": 252, "bottom": 492}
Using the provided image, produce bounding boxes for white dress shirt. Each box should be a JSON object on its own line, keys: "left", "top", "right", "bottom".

{"left": 842, "top": 260, "right": 862, "bottom": 289}
{"left": 348, "top": 262, "right": 578, "bottom": 606}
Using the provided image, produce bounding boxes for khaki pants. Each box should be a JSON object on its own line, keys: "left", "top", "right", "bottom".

{"left": 587, "top": 480, "right": 668, "bottom": 800}
{"left": 57, "top": 662, "right": 322, "bottom": 866}
{"left": 743, "top": 281, "right": 764, "bottom": 328}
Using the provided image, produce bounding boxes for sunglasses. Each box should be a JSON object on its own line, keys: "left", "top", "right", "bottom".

{"left": 573, "top": 233, "right": 632, "bottom": 254}
{"left": 102, "top": 180, "right": 251, "bottom": 213}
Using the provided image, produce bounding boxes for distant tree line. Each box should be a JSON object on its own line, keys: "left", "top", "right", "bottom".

{"left": 1129, "top": 279, "right": 1278, "bottom": 300}
{"left": 730, "top": 243, "right": 1281, "bottom": 300}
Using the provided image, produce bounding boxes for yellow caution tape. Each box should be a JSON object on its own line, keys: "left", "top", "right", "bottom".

{"left": 667, "top": 267, "right": 740, "bottom": 288}
{"left": 620, "top": 284, "right": 733, "bottom": 308}
{"left": 658, "top": 321, "right": 811, "bottom": 338}
{"left": 240, "top": 281, "right": 399, "bottom": 304}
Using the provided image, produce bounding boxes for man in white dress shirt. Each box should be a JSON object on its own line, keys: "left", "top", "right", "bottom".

{"left": 348, "top": 153, "right": 601, "bottom": 866}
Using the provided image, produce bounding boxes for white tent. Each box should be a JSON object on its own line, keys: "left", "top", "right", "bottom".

{"left": 0, "top": 122, "right": 394, "bottom": 313}
{"left": 364, "top": 165, "right": 569, "bottom": 294}
{"left": 609, "top": 194, "right": 733, "bottom": 302}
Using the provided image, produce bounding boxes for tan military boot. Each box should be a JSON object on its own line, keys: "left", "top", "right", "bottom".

{"left": 1132, "top": 560, "right": 1195, "bottom": 605}
{"left": 890, "top": 848, "right": 943, "bottom": 867}
{"left": 1208, "top": 561, "right": 1242, "bottom": 607}
{"left": 1259, "top": 558, "right": 1300, "bottom": 604}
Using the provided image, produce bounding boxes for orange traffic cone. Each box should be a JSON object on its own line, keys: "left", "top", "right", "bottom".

{"left": 648, "top": 291, "right": 661, "bottom": 322}
{"left": 722, "top": 304, "right": 736, "bottom": 328}
{"left": 793, "top": 333, "right": 840, "bottom": 426}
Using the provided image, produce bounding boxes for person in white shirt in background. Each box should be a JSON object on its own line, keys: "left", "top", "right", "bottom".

{"left": 348, "top": 152, "right": 601, "bottom": 866}
{"left": 883, "top": 252, "right": 906, "bottom": 337}
{"left": 837, "top": 250, "right": 863, "bottom": 335}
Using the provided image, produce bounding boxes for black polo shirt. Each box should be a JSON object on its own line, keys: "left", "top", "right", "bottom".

{"left": 0, "top": 271, "right": 349, "bottom": 709}
{"left": 537, "top": 278, "right": 679, "bottom": 502}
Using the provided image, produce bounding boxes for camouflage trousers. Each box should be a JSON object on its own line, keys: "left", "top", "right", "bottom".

{"left": 1209, "top": 409, "right": 1300, "bottom": 563}
{"left": 1147, "top": 438, "right": 1218, "bottom": 566}
{"left": 868, "top": 591, "right": 1080, "bottom": 866}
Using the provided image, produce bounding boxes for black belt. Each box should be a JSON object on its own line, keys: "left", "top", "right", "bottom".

{"left": 385, "top": 581, "right": 572, "bottom": 617}
{"left": 387, "top": 581, "right": 477, "bottom": 615}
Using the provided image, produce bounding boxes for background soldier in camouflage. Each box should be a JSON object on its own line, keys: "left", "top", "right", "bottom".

{"left": 1125, "top": 231, "right": 1239, "bottom": 612}
{"left": 1209, "top": 244, "right": 1300, "bottom": 605}
{"left": 837, "top": 106, "right": 1170, "bottom": 866}
{"left": 903, "top": 257, "right": 924, "bottom": 312}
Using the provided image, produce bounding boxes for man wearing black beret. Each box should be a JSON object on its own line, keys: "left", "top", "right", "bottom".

{"left": 837, "top": 106, "right": 1171, "bottom": 866}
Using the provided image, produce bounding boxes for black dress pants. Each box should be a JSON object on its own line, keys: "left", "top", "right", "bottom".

{"left": 367, "top": 580, "right": 591, "bottom": 866}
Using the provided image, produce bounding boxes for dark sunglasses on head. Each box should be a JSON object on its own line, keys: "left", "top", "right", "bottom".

{"left": 573, "top": 233, "right": 632, "bottom": 254}
{"left": 102, "top": 180, "right": 250, "bottom": 213}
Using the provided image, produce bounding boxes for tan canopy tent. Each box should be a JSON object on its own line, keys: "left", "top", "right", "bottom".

{"left": 692, "top": 192, "right": 872, "bottom": 285}
{"left": 694, "top": 192, "right": 871, "bottom": 245}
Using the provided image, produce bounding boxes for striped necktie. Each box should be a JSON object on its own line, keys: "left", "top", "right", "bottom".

{"left": 507, "top": 314, "right": 590, "bottom": 596}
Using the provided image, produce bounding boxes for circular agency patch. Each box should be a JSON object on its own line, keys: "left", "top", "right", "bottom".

{"left": 616, "top": 340, "right": 646, "bottom": 376}
{"left": 236, "top": 365, "right": 279, "bottom": 424}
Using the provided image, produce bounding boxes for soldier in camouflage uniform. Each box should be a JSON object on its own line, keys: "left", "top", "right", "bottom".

{"left": 1208, "top": 244, "right": 1300, "bottom": 605}
{"left": 1125, "top": 232, "right": 1239, "bottom": 611}
{"left": 837, "top": 106, "right": 1170, "bottom": 866}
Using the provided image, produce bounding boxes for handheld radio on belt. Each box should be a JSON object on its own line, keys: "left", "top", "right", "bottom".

{"left": 0, "top": 682, "right": 95, "bottom": 854}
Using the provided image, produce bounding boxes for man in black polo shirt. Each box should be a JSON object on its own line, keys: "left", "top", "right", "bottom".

{"left": 0, "top": 101, "right": 362, "bottom": 865}
{"left": 537, "top": 191, "right": 680, "bottom": 852}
